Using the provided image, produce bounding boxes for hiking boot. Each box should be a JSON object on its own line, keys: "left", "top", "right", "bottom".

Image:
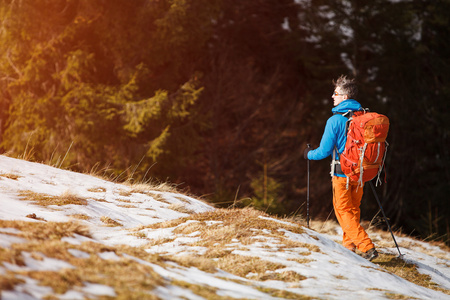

{"left": 363, "top": 248, "right": 379, "bottom": 261}
{"left": 345, "top": 243, "right": 357, "bottom": 253}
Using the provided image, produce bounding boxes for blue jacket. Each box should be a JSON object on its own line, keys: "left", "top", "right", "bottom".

{"left": 307, "top": 99, "right": 362, "bottom": 177}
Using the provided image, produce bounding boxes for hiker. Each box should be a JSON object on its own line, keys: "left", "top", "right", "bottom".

{"left": 304, "top": 75, "right": 378, "bottom": 261}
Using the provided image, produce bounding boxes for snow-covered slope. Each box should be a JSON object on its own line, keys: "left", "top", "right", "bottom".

{"left": 0, "top": 156, "right": 449, "bottom": 300}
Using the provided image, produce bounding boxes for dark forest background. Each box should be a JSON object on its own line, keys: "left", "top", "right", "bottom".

{"left": 0, "top": 0, "right": 448, "bottom": 244}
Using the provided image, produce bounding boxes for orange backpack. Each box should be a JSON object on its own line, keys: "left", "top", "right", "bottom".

{"left": 340, "top": 110, "right": 389, "bottom": 186}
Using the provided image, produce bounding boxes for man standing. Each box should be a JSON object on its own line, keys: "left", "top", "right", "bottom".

{"left": 304, "top": 75, "right": 378, "bottom": 261}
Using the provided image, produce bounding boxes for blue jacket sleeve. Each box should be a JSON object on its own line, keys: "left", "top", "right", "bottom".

{"left": 307, "top": 115, "right": 346, "bottom": 160}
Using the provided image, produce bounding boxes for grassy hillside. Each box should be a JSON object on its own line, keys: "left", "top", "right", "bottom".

{"left": 0, "top": 156, "right": 449, "bottom": 299}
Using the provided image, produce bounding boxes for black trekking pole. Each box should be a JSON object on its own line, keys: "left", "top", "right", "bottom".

{"left": 369, "top": 181, "right": 403, "bottom": 258}
{"left": 306, "top": 144, "right": 311, "bottom": 228}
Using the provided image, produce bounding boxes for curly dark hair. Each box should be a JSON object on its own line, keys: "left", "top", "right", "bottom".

{"left": 333, "top": 75, "right": 358, "bottom": 99}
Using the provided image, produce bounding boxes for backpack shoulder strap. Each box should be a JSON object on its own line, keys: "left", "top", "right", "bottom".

{"left": 334, "top": 110, "right": 354, "bottom": 133}
{"left": 333, "top": 110, "right": 353, "bottom": 118}
{"left": 334, "top": 107, "right": 369, "bottom": 118}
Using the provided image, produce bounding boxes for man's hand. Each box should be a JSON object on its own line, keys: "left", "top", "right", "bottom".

{"left": 304, "top": 147, "right": 311, "bottom": 160}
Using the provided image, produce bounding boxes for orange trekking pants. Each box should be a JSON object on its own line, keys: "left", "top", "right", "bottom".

{"left": 332, "top": 176, "right": 374, "bottom": 253}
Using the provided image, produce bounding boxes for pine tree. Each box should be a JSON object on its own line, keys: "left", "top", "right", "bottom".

{"left": 0, "top": 0, "right": 216, "bottom": 180}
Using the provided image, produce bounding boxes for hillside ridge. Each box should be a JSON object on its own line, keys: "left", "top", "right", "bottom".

{"left": 0, "top": 156, "right": 449, "bottom": 299}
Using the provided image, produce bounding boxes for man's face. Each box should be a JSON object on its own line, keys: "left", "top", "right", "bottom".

{"left": 332, "top": 87, "right": 347, "bottom": 106}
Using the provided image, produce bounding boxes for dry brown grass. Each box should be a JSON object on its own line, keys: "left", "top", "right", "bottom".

{"left": 0, "top": 172, "right": 21, "bottom": 180}
{"left": 166, "top": 253, "right": 292, "bottom": 281}
{"left": 139, "top": 218, "right": 189, "bottom": 231}
{"left": 117, "top": 198, "right": 132, "bottom": 203}
{"left": 149, "top": 193, "right": 171, "bottom": 205}
{"left": 280, "top": 239, "right": 321, "bottom": 253}
{"left": 136, "top": 208, "right": 312, "bottom": 279}
{"left": 100, "top": 216, "right": 123, "bottom": 227}
{"left": 87, "top": 187, "right": 106, "bottom": 193}
{"left": 172, "top": 221, "right": 203, "bottom": 235}
{"left": 127, "top": 182, "right": 180, "bottom": 195}
{"left": 0, "top": 220, "right": 91, "bottom": 240}
{"left": 136, "top": 208, "right": 306, "bottom": 260}
{"left": 310, "top": 219, "right": 341, "bottom": 236}
{"left": 144, "top": 207, "right": 303, "bottom": 233}
{"left": 188, "top": 209, "right": 305, "bottom": 252}
{"left": 191, "top": 208, "right": 303, "bottom": 234}
{"left": 374, "top": 253, "right": 450, "bottom": 295}
{"left": 384, "top": 292, "right": 421, "bottom": 299}
{"left": 168, "top": 204, "right": 195, "bottom": 214}
{"left": 145, "top": 237, "right": 176, "bottom": 247}
{"left": 0, "top": 248, "right": 25, "bottom": 266}
{"left": 122, "top": 180, "right": 211, "bottom": 207}
{"left": 118, "top": 204, "right": 138, "bottom": 208}
{"left": 288, "top": 258, "right": 315, "bottom": 264}
{"left": 132, "top": 231, "right": 147, "bottom": 239}
{"left": 175, "top": 196, "right": 191, "bottom": 204}
{"left": 249, "top": 269, "right": 307, "bottom": 282}
{"left": 173, "top": 278, "right": 311, "bottom": 300}
{"left": 0, "top": 220, "right": 169, "bottom": 298}
{"left": 70, "top": 214, "right": 90, "bottom": 220}
{"left": 216, "top": 254, "right": 285, "bottom": 278}
{"left": 142, "top": 207, "right": 312, "bottom": 287}
{"left": 170, "top": 280, "right": 228, "bottom": 300}
{"left": 19, "top": 190, "right": 88, "bottom": 206}
{"left": 367, "top": 288, "right": 422, "bottom": 300}
{"left": 4, "top": 241, "right": 164, "bottom": 298}
{"left": 0, "top": 272, "right": 25, "bottom": 291}
{"left": 165, "top": 255, "right": 217, "bottom": 273}
{"left": 118, "top": 189, "right": 133, "bottom": 197}
{"left": 256, "top": 287, "right": 314, "bottom": 299}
